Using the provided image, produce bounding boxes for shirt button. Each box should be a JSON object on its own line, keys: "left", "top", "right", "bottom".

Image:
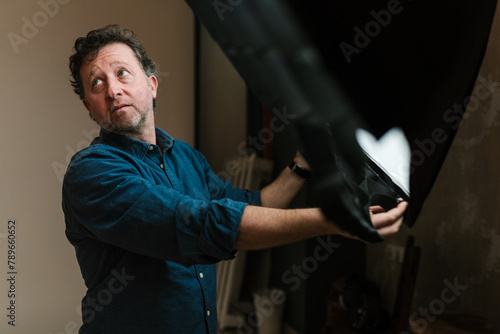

{"left": 148, "top": 145, "right": 154, "bottom": 151}
{"left": 207, "top": 310, "right": 211, "bottom": 317}
{"left": 160, "top": 164, "right": 165, "bottom": 169}
{"left": 199, "top": 272, "right": 204, "bottom": 279}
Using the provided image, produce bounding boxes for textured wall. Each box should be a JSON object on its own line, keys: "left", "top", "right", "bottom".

{"left": 367, "top": 4, "right": 500, "bottom": 332}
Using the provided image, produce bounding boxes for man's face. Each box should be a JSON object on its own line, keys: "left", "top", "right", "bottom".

{"left": 80, "top": 43, "right": 158, "bottom": 136}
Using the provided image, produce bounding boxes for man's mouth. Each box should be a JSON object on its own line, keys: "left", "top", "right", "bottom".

{"left": 112, "top": 104, "right": 131, "bottom": 113}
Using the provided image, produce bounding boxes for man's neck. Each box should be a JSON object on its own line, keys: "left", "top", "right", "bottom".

{"left": 128, "top": 126, "right": 156, "bottom": 145}
{"left": 109, "top": 123, "right": 156, "bottom": 145}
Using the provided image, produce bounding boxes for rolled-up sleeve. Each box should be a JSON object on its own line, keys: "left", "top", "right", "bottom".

{"left": 63, "top": 144, "right": 260, "bottom": 266}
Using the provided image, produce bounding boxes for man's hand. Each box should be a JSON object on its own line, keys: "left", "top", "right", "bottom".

{"left": 369, "top": 201, "right": 408, "bottom": 238}
{"left": 334, "top": 201, "right": 408, "bottom": 242}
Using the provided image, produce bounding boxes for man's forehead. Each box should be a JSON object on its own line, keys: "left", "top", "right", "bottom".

{"left": 83, "top": 43, "right": 138, "bottom": 74}
{"left": 87, "top": 60, "right": 128, "bottom": 77}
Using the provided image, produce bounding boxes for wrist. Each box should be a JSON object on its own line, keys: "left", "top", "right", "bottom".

{"left": 288, "top": 160, "right": 312, "bottom": 179}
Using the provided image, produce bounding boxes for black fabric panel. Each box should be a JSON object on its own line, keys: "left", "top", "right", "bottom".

{"left": 286, "top": 0, "right": 497, "bottom": 225}
{"left": 186, "top": 0, "right": 497, "bottom": 240}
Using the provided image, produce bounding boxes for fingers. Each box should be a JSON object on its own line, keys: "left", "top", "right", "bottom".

{"left": 375, "top": 214, "right": 404, "bottom": 238}
{"left": 371, "top": 201, "right": 408, "bottom": 237}
{"left": 389, "top": 201, "right": 408, "bottom": 220}
{"left": 369, "top": 205, "right": 385, "bottom": 213}
{"left": 334, "top": 201, "right": 408, "bottom": 242}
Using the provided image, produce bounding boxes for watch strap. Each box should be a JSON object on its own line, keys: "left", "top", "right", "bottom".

{"left": 289, "top": 161, "right": 312, "bottom": 179}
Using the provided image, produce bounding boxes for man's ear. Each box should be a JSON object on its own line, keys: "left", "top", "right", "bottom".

{"left": 149, "top": 75, "right": 158, "bottom": 99}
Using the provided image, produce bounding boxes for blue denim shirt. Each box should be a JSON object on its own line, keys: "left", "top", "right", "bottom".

{"left": 62, "top": 127, "right": 261, "bottom": 333}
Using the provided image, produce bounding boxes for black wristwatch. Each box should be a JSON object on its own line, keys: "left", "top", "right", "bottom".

{"left": 288, "top": 161, "right": 312, "bottom": 179}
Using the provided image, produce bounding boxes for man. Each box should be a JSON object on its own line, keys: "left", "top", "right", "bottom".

{"left": 62, "top": 24, "right": 407, "bottom": 333}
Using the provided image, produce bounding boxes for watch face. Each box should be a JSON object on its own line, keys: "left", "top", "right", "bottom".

{"left": 290, "top": 162, "right": 312, "bottom": 179}
{"left": 186, "top": 0, "right": 497, "bottom": 240}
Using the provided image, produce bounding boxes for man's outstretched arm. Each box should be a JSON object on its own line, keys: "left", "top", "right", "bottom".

{"left": 234, "top": 201, "right": 408, "bottom": 250}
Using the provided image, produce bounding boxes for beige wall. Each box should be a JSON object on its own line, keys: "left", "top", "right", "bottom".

{"left": 198, "top": 25, "right": 248, "bottom": 173}
{"left": 367, "top": 4, "right": 500, "bottom": 332}
{"left": 0, "top": 1, "right": 194, "bottom": 333}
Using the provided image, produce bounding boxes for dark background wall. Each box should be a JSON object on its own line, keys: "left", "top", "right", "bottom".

{"left": 199, "top": 3, "right": 500, "bottom": 333}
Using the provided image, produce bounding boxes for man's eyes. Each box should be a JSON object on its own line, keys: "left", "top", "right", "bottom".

{"left": 118, "top": 69, "right": 130, "bottom": 77}
{"left": 91, "top": 78, "right": 103, "bottom": 87}
{"left": 90, "top": 70, "right": 130, "bottom": 88}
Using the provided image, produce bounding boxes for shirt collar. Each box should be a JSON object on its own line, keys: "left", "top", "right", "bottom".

{"left": 96, "top": 127, "right": 175, "bottom": 157}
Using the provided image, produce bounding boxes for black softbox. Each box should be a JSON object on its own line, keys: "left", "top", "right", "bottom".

{"left": 186, "top": 0, "right": 497, "bottom": 242}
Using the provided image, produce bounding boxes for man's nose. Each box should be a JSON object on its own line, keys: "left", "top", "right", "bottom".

{"left": 106, "top": 78, "right": 122, "bottom": 99}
